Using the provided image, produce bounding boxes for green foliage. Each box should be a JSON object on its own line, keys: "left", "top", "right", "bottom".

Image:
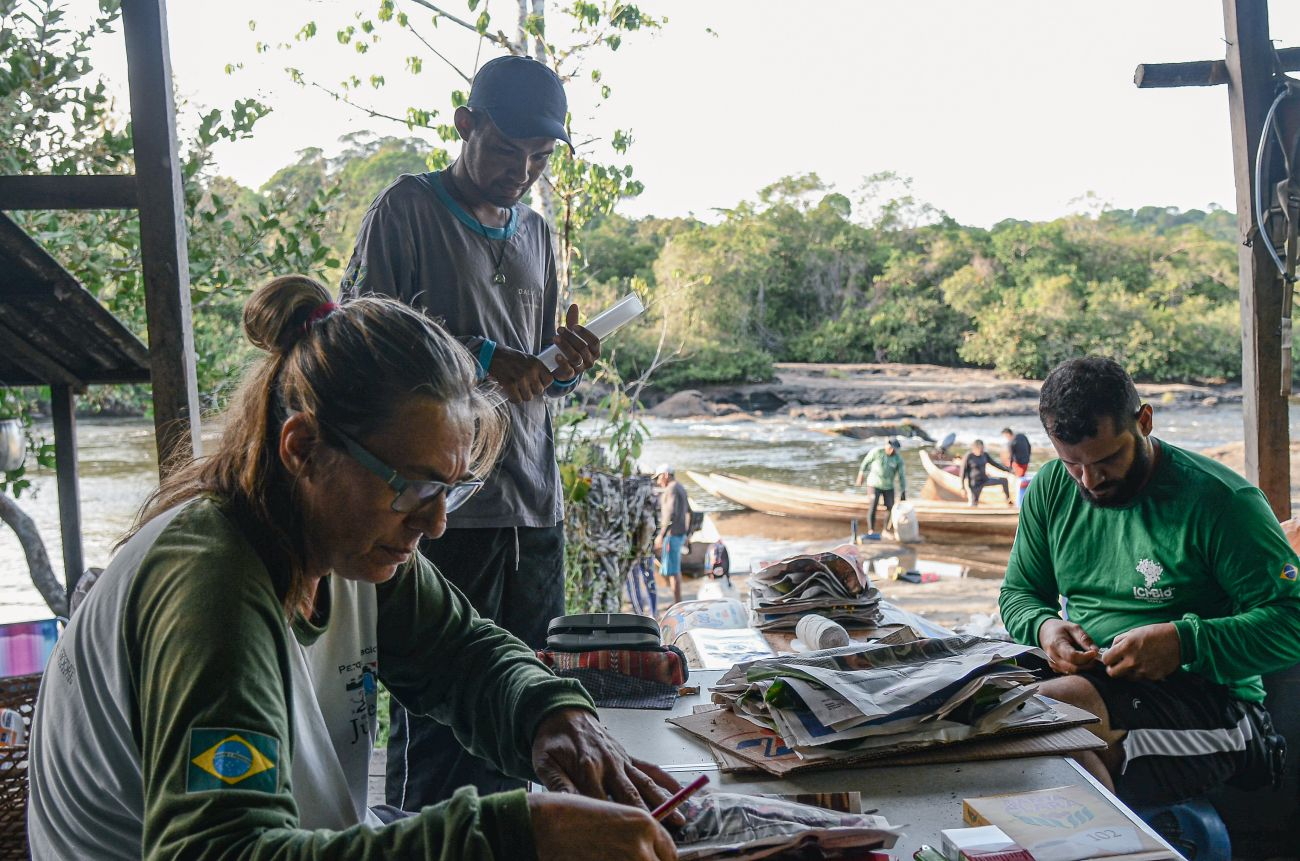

{"left": 575, "top": 173, "right": 1248, "bottom": 387}
{"left": 943, "top": 215, "right": 1241, "bottom": 380}
{"left": 612, "top": 339, "right": 774, "bottom": 391}
{"left": 2, "top": 0, "right": 344, "bottom": 416}
{"left": 555, "top": 360, "right": 649, "bottom": 481}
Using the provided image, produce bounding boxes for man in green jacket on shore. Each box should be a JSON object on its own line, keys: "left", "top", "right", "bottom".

{"left": 854, "top": 438, "right": 906, "bottom": 535}
{"left": 1000, "top": 356, "right": 1300, "bottom": 805}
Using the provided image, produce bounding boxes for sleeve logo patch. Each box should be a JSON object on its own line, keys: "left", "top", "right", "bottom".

{"left": 187, "top": 729, "right": 279, "bottom": 794}
{"left": 1281, "top": 563, "right": 1298, "bottom": 582}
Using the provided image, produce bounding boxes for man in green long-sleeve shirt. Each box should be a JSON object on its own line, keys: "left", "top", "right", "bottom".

{"left": 1000, "top": 357, "right": 1300, "bottom": 805}
{"left": 855, "top": 438, "right": 906, "bottom": 535}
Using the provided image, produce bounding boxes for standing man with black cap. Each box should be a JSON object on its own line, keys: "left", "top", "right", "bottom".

{"left": 341, "top": 55, "right": 603, "bottom": 812}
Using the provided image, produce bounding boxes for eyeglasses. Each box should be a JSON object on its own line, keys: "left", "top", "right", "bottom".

{"left": 322, "top": 423, "right": 483, "bottom": 514}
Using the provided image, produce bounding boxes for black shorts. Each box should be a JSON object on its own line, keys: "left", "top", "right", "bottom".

{"left": 1078, "top": 667, "right": 1283, "bottom": 805}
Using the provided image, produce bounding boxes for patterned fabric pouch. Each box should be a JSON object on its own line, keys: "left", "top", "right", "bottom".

{"left": 536, "top": 646, "right": 689, "bottom": 709}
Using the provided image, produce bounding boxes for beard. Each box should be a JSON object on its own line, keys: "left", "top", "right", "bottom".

{"left": 1075, "top": 439, "right": 1153, "bottom": 508}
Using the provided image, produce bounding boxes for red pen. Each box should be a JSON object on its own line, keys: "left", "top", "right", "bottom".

{"left": 651, "top": 774, "right": 709, "bottom": 821}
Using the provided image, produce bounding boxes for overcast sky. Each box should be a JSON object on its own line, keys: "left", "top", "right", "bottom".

{"left": 88, "top": 1, "right": 1300, "bottom": 227}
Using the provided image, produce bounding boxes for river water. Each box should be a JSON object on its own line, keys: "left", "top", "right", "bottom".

{"left": 0, "top": 404, "right": 1282, "bottom": 622}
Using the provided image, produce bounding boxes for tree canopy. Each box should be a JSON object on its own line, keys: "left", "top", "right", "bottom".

{"left": 576, "top": 175, "right": 1246, "bottom": 388}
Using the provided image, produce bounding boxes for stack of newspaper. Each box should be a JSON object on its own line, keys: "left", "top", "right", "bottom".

{"left": 712, "top": 636, "right": 1053, "bottom": 759}
{"left": 748, "top": 546, "right": 882, "bottom": 631}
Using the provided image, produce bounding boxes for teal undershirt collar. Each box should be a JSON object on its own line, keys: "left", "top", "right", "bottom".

{"left": 429, "top": 171, "right": 519, "bottom": 239}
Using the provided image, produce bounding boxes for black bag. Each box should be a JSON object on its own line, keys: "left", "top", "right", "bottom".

{"left": 545, "top": 613, "right": 662, "bottom": 652}
{"left": 1226, "top": 701, "right": 1287, "bottom": 792}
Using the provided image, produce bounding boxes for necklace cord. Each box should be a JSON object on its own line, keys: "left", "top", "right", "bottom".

{"left": 444, "top": 168, "right": 509, "bottom": 282}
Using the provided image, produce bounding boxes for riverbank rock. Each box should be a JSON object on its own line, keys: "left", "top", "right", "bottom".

{"left": 822, "top": 422, "right": 936, "bottom": 442}
{"left": 648, "top": 390, "right": 755, "bottom": 419}
{"left": 641, "top": 362, "right": 1245, "bottom": 422}
{"left": 649, "top": 390, "right": 711, "bottom": 418}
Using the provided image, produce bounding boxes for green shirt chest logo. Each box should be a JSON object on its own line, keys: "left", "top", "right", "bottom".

{"left": 1133, "top": 557, "right": 1174, "bottom": 602}
{"left": 187, "top": 728, "right": 279, "bottom": 794}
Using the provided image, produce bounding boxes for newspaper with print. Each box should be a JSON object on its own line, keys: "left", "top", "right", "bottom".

{"left": 711, "top": 636, "right": 1057, "bottom": 757}
{"left": 748, "top": 545, "right": 883, "bottom": 630}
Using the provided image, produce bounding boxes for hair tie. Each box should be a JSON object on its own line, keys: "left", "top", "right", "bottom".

{"left": 303, "top": 301, "right": 339, "bottom": 333}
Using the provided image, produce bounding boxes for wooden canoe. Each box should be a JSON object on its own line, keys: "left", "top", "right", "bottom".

{"left": 687, "top": 471, "right": 1019, "bottom": 539}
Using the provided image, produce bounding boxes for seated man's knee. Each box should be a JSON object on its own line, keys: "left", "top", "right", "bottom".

{"left": 1039, "top": 673, "right": 1107, "bottom": 715}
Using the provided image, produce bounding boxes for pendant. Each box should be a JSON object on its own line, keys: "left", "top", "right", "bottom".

{"left": 493, "top": 272, "right": 507, "bottom": 285}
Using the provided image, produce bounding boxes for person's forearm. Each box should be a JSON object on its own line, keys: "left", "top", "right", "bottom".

{"left": 1175, "top": 598, "right": 1300, "bottom": 681}
{"left": 378, "top": 565, "right": 594, "bottom": 779}
{"left": 149, "top": 787, "right": 535, "bottom": 861}
{"left": 999, "top": 586, "right": 1060, "bottom": 647}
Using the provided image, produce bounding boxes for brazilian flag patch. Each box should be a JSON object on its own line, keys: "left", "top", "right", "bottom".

{"left": 186, "top": 728, "right": 279, "bottom": 794}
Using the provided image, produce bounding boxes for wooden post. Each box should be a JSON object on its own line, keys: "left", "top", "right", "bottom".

{"left": 50, "top": 384, "right": 84, "bottom": 598}
{"left": 121, "top": 0, "right": 202, "bottom": 473}
{"left": 1223, "top": 0, "right": 1292, "bottom": 519}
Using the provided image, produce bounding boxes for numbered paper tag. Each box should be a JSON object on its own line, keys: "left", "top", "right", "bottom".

{"left": 1030, "top": 824, "right": 1145, "bottom": 861}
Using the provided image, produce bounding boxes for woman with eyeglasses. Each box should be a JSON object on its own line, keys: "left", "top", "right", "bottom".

{"left": 26, "top": 275, "right": 679, "bottom": 861}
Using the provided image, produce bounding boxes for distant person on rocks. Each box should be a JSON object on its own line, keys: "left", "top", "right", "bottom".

{"left": 961, "top": 439, "right": 1012, "bottom": 506}
{"left": 855, "top": 438, "right": 906, "bottom": 535}
{"left": 1002, "top": 427, "right": 1032, "bottom": 477}
{"left": 654, "top": 464, "right": 690, "bottom": 606}
{"left": 999, "top": 355, "right": 1300, "bottom": 806}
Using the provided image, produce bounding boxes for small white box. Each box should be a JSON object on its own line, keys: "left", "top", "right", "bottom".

{"left": 940, "top": 825, "right": 1021, "bottom": 860}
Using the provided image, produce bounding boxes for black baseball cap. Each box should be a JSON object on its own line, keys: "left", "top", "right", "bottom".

{"left": 468, "top": 55, "right": 573, "bottom": 150}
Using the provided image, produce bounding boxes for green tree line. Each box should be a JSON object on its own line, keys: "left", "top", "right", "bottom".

{"left": 575, "top": 174, "right": 1246, "bottom": 390}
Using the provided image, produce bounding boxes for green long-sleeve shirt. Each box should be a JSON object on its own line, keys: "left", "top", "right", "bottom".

{"left": 999, "top": 441, "right": 1300, "bottom": 703}
{"left": 28, "top": 497, "right": 595, "bottom": 859}
{"left": 856, "top": 447, "right": 906, "bottom": 494}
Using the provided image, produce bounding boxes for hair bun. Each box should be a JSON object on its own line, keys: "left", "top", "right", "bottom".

{"left": 243, "top": 275, "right": 334, "bottom": 353}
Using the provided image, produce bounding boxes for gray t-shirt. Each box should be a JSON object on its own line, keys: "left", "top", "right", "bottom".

{"left": 660, "top": 480, "right": 690, "bottom": 537}
{"left": 341, "top": 171, "right": 566, "bottom": 528}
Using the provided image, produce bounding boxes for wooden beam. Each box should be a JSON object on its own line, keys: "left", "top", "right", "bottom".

{"left": 1224, "top": 0, "right": 1291, "bottom": 519}
{"left": 121, "top": 0, "right": 202, "bottom": 473}
{"left": 1136, "top": 45, "right": 1300, "bottom": 88}
{"left": 0, "top": 321, "right": 85, "bottom": 389}
{"left": 0, "top": 175, "right": 138, "bottom": 210}
{"left": 50, "top": 385, "right": 85, "bottom": 599}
